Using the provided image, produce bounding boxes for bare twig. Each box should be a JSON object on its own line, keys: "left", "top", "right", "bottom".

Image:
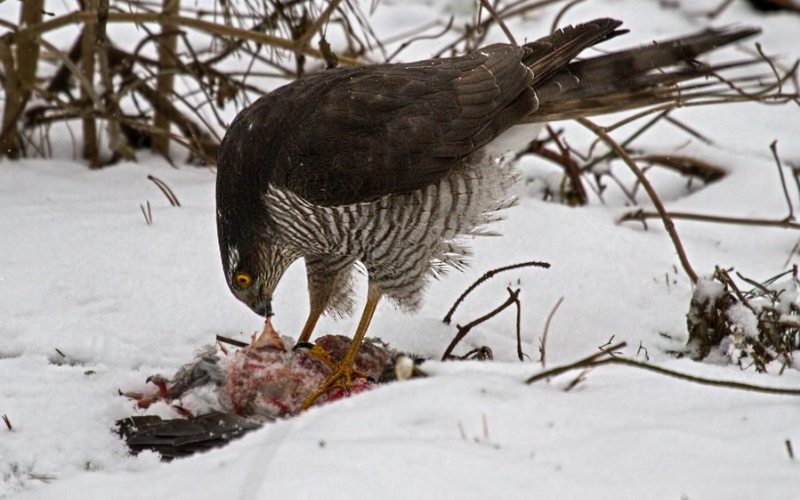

{"left": 563, "top": 367, "right": 591, "bottom": 392}
{"left": 577, "top": 117, "right": 698, "bottom": 284}
{"left": 147, "top": 175, "right": 181, "bottom": 206}
{"left": 295, "top": 0, "right": 344, "bottom": 50}
{"left": 216, "top": 334, "right": 249, "bottom": 348}
{"left": 140, "top": 201, "right": 153, "bottom": 225}
{"left": 620, "top": 210, "right": 800, "bottom": 230}
{"left": 539, "top": 296, "right": 564, "bottom": 368}
{"left": 631, "top": 155, "right": 726, "bottom": 184}
{"left": 443, "top": 261, "right": 550, "bottom": 324}
{"left": 550, "top": 0, "right": 587, "bottom": 34}
{"left": 152, "top": 0, "right": 181, "bottom": 157}
{"left": 526, "top": 341, "right": 627, "bottom": 383}
{"left": 5, "top": 11, "right": 365, "bottom": 67}
{"left": 783, "top": 237, "right": 800, "bottom": 268}
{"left": 97, "top": 0, "right": 136, "bottom": 163}
{"left": 0, "top": 0, "right": 44, "bottom": 158}
{"left": 457, "top": 346, "right": 494, "bottom": 361}
{"left": 705, "top": 0, "right": 735, "bottom": 19}
{"left": 79, "top": 20, "right": 100, "bottom": 167}
{"left": 442, "top": 287, "right": 521, "bottom": 360}
{"left": 771, "top": 140, "right": 795, "bottom": 220}
{"left": 383, "top": 17, "right": 454, "bottom": 63}
{"left": 546, "top": 125, "right": 587, "bottom": 205}
{"left": 637, "top": 342, "right": 650, "bottom": 361}
{"left": 528, "top": 355, "right": 800, "bottom": 396}
{"left": 478, "top": 0, "right": 516, "bottom": 45}
{"left": 664, "top": 115, "right": 713, "bottom": 145}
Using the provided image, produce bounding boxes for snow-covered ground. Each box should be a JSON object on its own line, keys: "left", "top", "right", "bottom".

{"left": 2, "top": 0, "right": 800, "bottom": 498}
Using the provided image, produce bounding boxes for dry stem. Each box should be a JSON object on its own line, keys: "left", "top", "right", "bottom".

{"left": 442, "top": 287, "right": 522, "bottom": 361}
{"left": 577, "top": 117, "right": 699, "bottom": 284}
{"left": 620, "top": 210, "right": 800, "bottom": 230}
{"left": 443, "top": 261, "right": 550, "bottom": 325}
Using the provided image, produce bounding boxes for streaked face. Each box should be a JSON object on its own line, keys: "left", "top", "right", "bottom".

{"left": 222, "top": 243, "right": 273, "bottom": 316}
{"left": 221, "top": 240, "right": 301, "bottom": 317}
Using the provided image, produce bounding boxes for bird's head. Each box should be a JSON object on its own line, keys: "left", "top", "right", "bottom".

{"left": 220, "top": 239, "right": 300, "bottom": 317}
{"left": 215, "top": 95, "right": 302, "bottom": 317}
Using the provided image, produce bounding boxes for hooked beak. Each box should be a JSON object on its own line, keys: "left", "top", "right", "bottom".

{"left": 253, "top": 298, "right": 273, "bottom": 317}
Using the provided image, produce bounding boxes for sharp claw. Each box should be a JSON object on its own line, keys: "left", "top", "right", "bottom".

{"left": 299, "top": 354, "right": 371, "bottom": 410}
{"left": 293, "top": 341, "right": 316, "bottom": 351}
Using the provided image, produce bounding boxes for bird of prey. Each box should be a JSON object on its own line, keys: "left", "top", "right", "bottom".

{"left": 216, "top": 18, "right": 758, "bottom": 408}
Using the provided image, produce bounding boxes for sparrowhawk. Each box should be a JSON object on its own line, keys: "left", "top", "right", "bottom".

{"left": 216, "top": 19, "right": 758, "bottom": 408}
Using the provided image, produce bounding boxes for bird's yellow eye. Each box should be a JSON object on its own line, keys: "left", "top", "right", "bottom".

{"left": 234, "top": 272, "right": 253, "bottom": 288}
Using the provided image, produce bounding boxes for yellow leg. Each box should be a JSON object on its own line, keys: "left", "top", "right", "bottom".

{"left": 301, "top": 284, "right": 383, "bottom": 410}
{"left": 297, "top": 308, "right": 322, "bottom": 343}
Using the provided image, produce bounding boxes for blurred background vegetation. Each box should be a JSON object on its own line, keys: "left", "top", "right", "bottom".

{"left": 0, "top": 0, "right": 797, "bottom": 167}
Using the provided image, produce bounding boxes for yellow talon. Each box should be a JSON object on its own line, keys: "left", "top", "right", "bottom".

{"left": 300, "top": 354, "right": 369, "bottom": 410}
{"left": 299, "top": 284, "right": 382, "bottom": 410}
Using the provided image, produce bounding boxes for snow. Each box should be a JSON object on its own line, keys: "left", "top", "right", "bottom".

{"left": 2, "top": 0, "right": 800, "bottom": 498}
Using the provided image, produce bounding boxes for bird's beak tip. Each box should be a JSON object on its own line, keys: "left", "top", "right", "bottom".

{"left": 253, "top": 298, "right": 273, "bottom": 317}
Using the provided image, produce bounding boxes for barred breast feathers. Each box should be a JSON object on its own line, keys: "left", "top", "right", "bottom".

{"left": 265, "top": 153, "right": 519, "bottom": 311}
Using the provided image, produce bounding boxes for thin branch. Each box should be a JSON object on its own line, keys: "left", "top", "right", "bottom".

{"left": 539, "top": 296, "right": 564, "bottom": 368}
{"left": 526, "top": 342, "right": 627, "bottom": 383}
{"left": 528, "top": 355, "right": 800, "bottom": 397}
{"left": 152, "top": 0, "right": 181, "bottom": 158}
{"left": 383, "top": 17, "right": 453, "bottom": 63}
{"left": 443, "top": 261, "right": 550, "bottom": 324}
{"left": 478, "top": 0, "right": 516, "bottom": 45}
{"left": 547, "top": 125, "right": 587, "bottom": 205}
{"left": 771, "top": 140, "right": 795, "bottom": 220}
{"left": 582, "top": 109, "right": 671, "bottom": 173}
{"left": 620, "top": 209, "right": 800, "bottom": 230}
{"left": 550, "top": 0, "right": 587, "bottom": 34}
{"left": 147, "top": 175, "right": 181, "bottom": 206}
{"left": 442, "top": 288, "right": 521, "bottom": 361}
{"left": 37, "top": 37, "right": 103, "bottom": 110}
{"left": 630, "top": 155, "right": 726, "bottom": 184}
{"left": 140, "top": 200, "right": 153, "bottom": 225}
{"left": 295, "top": 0, "right": 344, "bottom": 50}
{"left": 514, "top": 289, "right": 524, "bottom": 362}
{"left": 216, "top": 334, "right": 249, "bottom": 348}
{"left": 784, "top": 237, "right": 800, "bottom": 268}
{"left": 577, "top": 117, "right": 698, "bottom": 284}
{"left": 5, "top": 11, "right": 364, "bottom": 67}
{"left": 664, "top": 115, "right": 713, "bottom": 145}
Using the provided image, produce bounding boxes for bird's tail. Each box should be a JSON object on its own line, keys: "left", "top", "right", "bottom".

{"left": 523, "top": 20, "right": 764, "bottom": 122}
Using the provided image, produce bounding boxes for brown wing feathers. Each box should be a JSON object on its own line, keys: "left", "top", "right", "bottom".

{"left": 218, "top": 18, "right": 758, "bottom": 207}
{"left": 530, "top": 25, "right": 760, "bottom": 121}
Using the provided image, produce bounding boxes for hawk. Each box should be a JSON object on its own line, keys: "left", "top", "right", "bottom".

{"left": 216, "top": 19, "right": 757, "bottom": 408}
